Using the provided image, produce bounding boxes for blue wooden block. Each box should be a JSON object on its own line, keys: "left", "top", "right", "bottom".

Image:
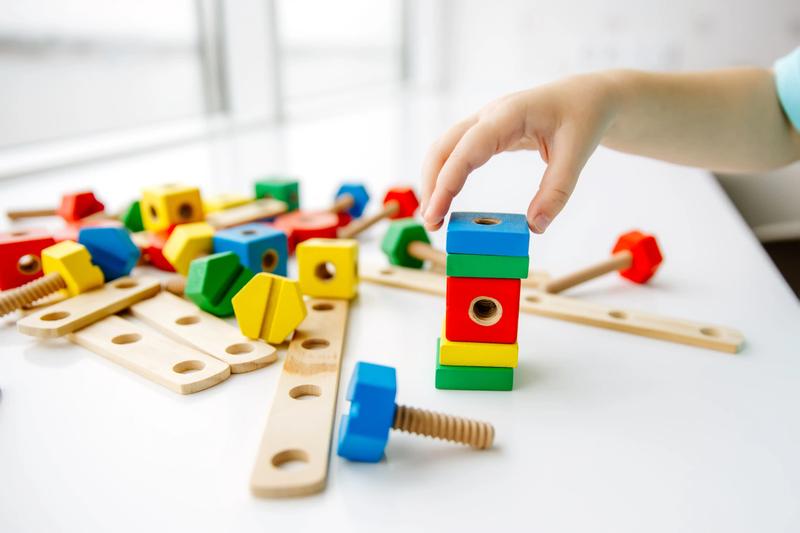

{"left": 335, "top": 183, "right": 370, "bottom": 218}
{"left": 212, "top": 223, "right": 288, "bottom": 276}
{"left": 445, "top": 211, "right": 530, "bottom": 257}
{"left": 77, "top": 226, "right": 140, "bottom": 281}
{"left": 337, "top": 362, "right": 397, "bottom": 462}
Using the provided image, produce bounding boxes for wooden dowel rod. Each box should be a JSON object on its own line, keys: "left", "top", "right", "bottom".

{"left": 407, "top": 240, "right": 446, "bottom": 268}
{"left": 543, "top": 250, "right": 633, "bottom": 294}
{"left": 6, "top": 208, "right": 58, "bottom": 220}
{"left": 329, "top": 194, "right": 354, "bottom": 214}
{"left": 337, "top": 200, "right": 399, "bottom": 239}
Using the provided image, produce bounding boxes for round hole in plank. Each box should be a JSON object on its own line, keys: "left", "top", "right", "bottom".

{"left": 525, "top": 295, "right": 541, "bottom": 304}
{"left": 40, "top": 311, "right": 69, "bottom": 321}
{"left": 379, "top": 268, "right": 394, "bottom": 276}
{"left": 700, "top": 327, "right": 720, "bottom": 337}
{"left": 17, "top": 254, "right": 41, "bottom": 275}
{"left": 312, "top": 302, "right": 334, "bottom": 311}
{"left": 608, "top": 310, "right": 628, "bottom": 320}
{"left": 314, "top": 262, "right": 336, "bottom": 281}
{"left": 112, "top": 333, "right": 141, "bottom": 345}
{"left": 473, "top": 217, "right": 501, "bottom": 226}
{"left": 469, "top": 297, "right": 503, "bottom": 326}
{"left": 262, "top": 249, "right": 279, "bottom": 272}
{"left": 271, "top": 449, "right": 309, "bottom": 471}
{"left": 178, "top": 202, "right": 194, "bottom": 220}
{"left": 9, "top": 230, "right": 29, "bottom": 237}
{"left": 225, "top": 343, "right": 254, "bottom": 355}
{"left": 114, "top": 280, "right": 138, "bottom": 289}
{"left": 173, "top": 360, "right": 205, "bottom": 374}
{"left": 175, "top": 315, "right": 200, "bottom": 326}
{"left": 301, "top": 338, "right": 329, "bottom": 350}
{"left": 289, "top": 384, "right": 321, "bottom": 400}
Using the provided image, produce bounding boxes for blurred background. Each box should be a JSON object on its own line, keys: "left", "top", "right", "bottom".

{"left": 1, "top": 0, "right": 799, "bottom": 290}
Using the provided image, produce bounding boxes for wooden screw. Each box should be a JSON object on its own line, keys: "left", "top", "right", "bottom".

{"left": 392, "top": 404, "right": 494, "bottom": 449}
{"left": 0, "top": 273, "right": 66, "bottom": 317}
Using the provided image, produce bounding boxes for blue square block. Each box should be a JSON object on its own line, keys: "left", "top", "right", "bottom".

{"left": 212, "top": 223, "right": 288, "bottom": 276}
{"left": 77, "top": 226, "right": 140, "bottom": 281}
{"left": 446, "top": 211, "right": 530, "bottom": 257}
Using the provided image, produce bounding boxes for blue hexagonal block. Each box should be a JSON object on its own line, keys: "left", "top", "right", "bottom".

{"left": 335, "top": 183, "right": 370, "bottom": 218}
{"left": 212, "top": 223, "right": 288, "bottom": 276}
{"left": 78, "top": 226, "right": 140, "bottom": 281}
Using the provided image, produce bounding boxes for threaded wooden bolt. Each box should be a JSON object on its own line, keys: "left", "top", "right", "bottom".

{"left": 392, "top": 404, "right": 494, "bottom": 449}
{"left": 0, "top": 273, "right": 67, "bottom": 317}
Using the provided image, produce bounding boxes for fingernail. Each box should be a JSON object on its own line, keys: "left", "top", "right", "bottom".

{"left": 532, "top": 214, "right": 551, "bottom": 234}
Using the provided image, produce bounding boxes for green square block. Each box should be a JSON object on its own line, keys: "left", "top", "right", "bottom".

{"left": 446, "top": 252, "right": 529, "bottom": 279}
{"left": 254, "top": 177, "right": 300, "bottom": 211}
{"left": 435, "top": 339, "right": 514, "bottom": 391}
{"left": 121, "top": 200, "right": 144, "bottom": 233}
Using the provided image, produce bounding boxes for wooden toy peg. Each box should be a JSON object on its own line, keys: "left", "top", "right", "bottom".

{"left": 337, "top": 187, "right": 419, "bottom": 239}
{"left": 205, "top": 198, "right": 288, "bottom": 229}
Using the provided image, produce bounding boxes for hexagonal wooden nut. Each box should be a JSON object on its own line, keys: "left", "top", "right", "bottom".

{"left": 78, "top": 226, "right": 141, "bottom": 281}
{"left": 232, "top": 273, "right": 307, "bottom": 344}
{"left": 185, "top": 252, "right": 254, "bottom": 317}
{"left": 163, "top": 222, "right": 215, "bottom": 276}
{"left": 380, "top": 219, "right": 430, "bottom": 269}
{"left": 382, "top": 187, "right": 419, "bottom": 219}
{"left": 57, "top": 191, "right": 105, "bottom": 222}
{"left": 42, "top": 240, "right": 105, "bottom": 296}
{"left": 335, "top": 183, "right": 370, "bottom": 218}
{"left": 613, "top": 230, "right": 663, "bottom": 283}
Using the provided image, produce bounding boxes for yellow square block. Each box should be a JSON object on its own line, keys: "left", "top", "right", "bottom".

{"left": 296, "top": 238, "right": 358, "bottom": 300}
{"left": 439, "top": 323, "right": 518, "bottom": 367}
{"left": 203, "top": 193, "right": 252, "bottom": 213}
{"left": 42, "top": 240, "right": 104, "bottom": 296}
{"left": 163, "top": 222, "right": 215, "bottom": 275}
{"left": 141, "top": 184, "right": 204, "bottom": 232}
{"left": 232, "top": 272, "right": 307, "bottom": 344}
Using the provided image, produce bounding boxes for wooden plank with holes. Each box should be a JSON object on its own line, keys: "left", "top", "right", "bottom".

{"left": 360, "top": 263, "right": 744, "bottom": 354}
{"left": 68, "top": 315, "right": 231, "bottom": 394}
{"left": 16, "top": 277, "right": 161, "bottom": 338}
{"left": 250, "top": 298, "right": 349, "bottom": 498}
{"left": 204, "top": 198, "right": 287, "bottom": 229}
{"left": 129, "top": 291, "right": 277, "bottom": 373}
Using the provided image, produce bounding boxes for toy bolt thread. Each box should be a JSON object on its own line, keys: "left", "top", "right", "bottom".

{"left": 392, "top": 404, "right": 494, "bottom": 449}
{"left": 0, "top": 273, "right": 66, "bottom": 317}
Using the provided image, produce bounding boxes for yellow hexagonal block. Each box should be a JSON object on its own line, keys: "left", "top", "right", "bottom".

{"left": 141, "top": 184, "right": 204, "bottom": 232}
{"left": 163, "top": 222, "right": 215, "bottom": 275}
{"left": 42, "top": 240, "right": 104, "bottom": 296}
{"left": 439, "top": 323, "right": 518, "bottom": 368}
{"left": 296, "top": 238, "right": 358, "bottom": 300}
{"left": 202, "top": 193, "right": 252, "bottom": 214}
{"left": 232, "top": 273, "right": 307, "bottom": 344}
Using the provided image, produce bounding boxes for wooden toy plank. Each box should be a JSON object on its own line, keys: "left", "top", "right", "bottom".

{"left": 250, "top": 298, "right": 349, "bottom": 498}
{"left": 129, "top": 291, "right": 278, "bottom": 373}
{"left": 17, "top": 277, "right": 161, "bottom": 338}
{"left": 205, "top": 198, "right": 288, "bottom": 229}
{"left": 68, "top": 315, "right": 230, "bottom": 394}
{"left": 360, "top": 264, "right": 744, "bottom": 354}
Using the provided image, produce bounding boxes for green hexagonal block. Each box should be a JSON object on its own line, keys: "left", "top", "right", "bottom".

{"left": 185, "top": 251, "right": 254, "bottom": 317}
{"left": 380, "top": 219, "right": 430, "bottom": 269}
{"left": 121, "top": 200, "right": 144, "bottom": 232}
{"left": 254, "top": 177, "right": 300, "bottom": 212}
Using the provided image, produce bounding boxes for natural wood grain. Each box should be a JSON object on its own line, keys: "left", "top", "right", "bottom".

{"left": 204, "top": 198, "right": 288, "bottom": 229}
{"left": 336, "top": 201, "right": 398, "bottom": 238}
{"left": 543, "top": 250, "right": 632, "bottom": 293}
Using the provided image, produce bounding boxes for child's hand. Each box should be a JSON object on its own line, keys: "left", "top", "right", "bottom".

{"left": 421, "top": 73, "right": 619, "bottom": 233}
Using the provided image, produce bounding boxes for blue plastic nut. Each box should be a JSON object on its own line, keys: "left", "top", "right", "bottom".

{"left": 212, "top": 223, "right": 288, "bottom": 276}
{"left": 445, "top": 211, "right": 530, "bottom": 257}
{"left": 335, "top": 183, "right": 370, "bottom": 218}
{"left": 77, "top": 226, "right": 140, "bottom": 281}
{"left": 337, "top": 362, "right": 398, "bottom": 462}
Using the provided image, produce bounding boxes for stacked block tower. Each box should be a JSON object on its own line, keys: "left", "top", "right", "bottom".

{"left": 436, "top": 212, "right": 530, "bottom": 391}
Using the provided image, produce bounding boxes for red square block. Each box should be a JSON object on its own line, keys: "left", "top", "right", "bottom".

{"left": 0, "top": 229, "right": 56, "bottom": 290}
{"left": 445, "top": 276, "right": 521, "bottom": 344}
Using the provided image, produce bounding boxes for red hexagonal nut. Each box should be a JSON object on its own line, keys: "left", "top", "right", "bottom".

{"left": 613, "top": 230, "right": 663, "bottom": 284}
{"left": 382, "top": 187, "right": 419, "bottom": 219}
{"left": 56, "top": 191, "right": 105, "bottom": 222}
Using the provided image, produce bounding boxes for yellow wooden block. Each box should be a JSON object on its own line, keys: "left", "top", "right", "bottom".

{"left": 42, "top": 240, "right": 105, "bottom": 296}
{"left": 296, "top": 238, "right": 358, "bottom": 300}
{"left": 163, "top": 222, "right": 215, "bottom": 275}
{"left": 141, "top": 184, "right": 204, "bottom": 232}
{"left": 439, "top": 323, "right": 518, "bottom": 368}
{"left": 232, "top": 272, "right": 307, "bottom": 344}
{"left": 203, "top": 193, "right": 253, "bottom": 214}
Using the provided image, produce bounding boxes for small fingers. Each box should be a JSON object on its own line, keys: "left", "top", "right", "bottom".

{"left": 420, "top": 116, "right": 477, "bottom": 216}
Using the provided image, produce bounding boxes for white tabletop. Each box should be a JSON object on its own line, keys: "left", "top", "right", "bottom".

{"left": 1, "top": 90, "right": 799, "bottom": 533}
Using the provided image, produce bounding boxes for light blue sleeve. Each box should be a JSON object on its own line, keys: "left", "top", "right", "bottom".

{"left": 775, "top": 47, "right": 800, "bottom": 131}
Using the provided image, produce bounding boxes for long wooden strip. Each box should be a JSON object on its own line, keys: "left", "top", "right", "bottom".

{"left": 130, "top": 291, "right": 277, "bottom": 373}
{"left": 250, "top": 298, "right": 349, "bottom": 498}
{"left": 205, "top": 198, "right": 287, "bottom": 229}
{"left": 69, "top": 315, "right": 230, "bottom": 394}
{"left": 360, "top": 264, "right": 744, "bottom": 354}
{"left": 17, "top": 277, "right": 161, "bottom": 338}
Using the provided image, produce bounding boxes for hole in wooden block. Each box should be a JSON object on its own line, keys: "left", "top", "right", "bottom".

{"left": 608, "top": 310, "right": 627, "bottom": 320}
{"left": 262, "top": 249, "right": 279, "bottom": 272}
{"left": 379, "top": 268, "right": 394, "bottom": 276}
{"left": 469, "top": 297, "right": 502, "bottom": 326}
{"left": 241, "top": 229, "right": 257, "bottom": 236}
{"left": 175, "top": 315, "right": 200, "bottom": 325}
{"left": 289, "top": 384, "right": 321, "bottom": 400}
{"left": 473, "top": 217, "right": 501, "bottom": 226}
{"left": 149, "top": 205, "right": 158, "bottom": 220}
{"left": 301, "top": 338, "right": 329, "bottom": 350}
{"left": 40, "top": 311, "right": 69, "bottom": 321}
{"left": 114, "top": 280, "right": 138, "bottom": 289}
{"left": 525, "top": 295, "right": 541, "bottom": 303}
{"left": 271, "top": 449, "right": 309, "bottom": 471}
{"left": 17, "top": 254, "right": 41, "bottom": 275}
{"left": 311, "top": 302, "right": 334, "bottom": 311}
{"left": 314, "top": 261, "right": 336, "bottom": 281}
{"left": 111, "top": 333, "right": 142, "bottom": 345}
{"left": 225, "top": 343, "right": 254, "bottom": 355}
{"left": 173, "top": 360, "right": 205, "bottom": 374}
{"left": 178, "top": 202, "right": 194, "bottom": 220}
{"left": 700, "top": 327, "right": 720, "bottom": 337}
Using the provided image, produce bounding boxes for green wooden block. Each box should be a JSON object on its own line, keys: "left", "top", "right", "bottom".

{"left": 121, "top": 200, "right": 144, "bottom": 233}
{"left": 434, "top": 339, "right": 514, "bottom": 391}
{"left": 185, "top": 252, "right": 254, "bottom": 317}
{"left": 446, "top": 252, "right": 529, "bottom": 279}
{"left": 254, "top": 177, "right": 300, "bottom": 211}
{"left": 381, "top": 218, "right": 430, "bottom": 269}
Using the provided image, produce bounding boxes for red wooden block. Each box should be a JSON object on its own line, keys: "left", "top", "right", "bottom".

{"left": 0, "top": 229, "right": 56, "bottom": 290}
{"left": 445, "top": 276, "right": 521, "bottom": 344}
{"left": 142, "top": 231, "right": 176, "bottom": 272}
{"left": 272, "top": 210, "right": 338, "bottom": 253}
{"left": 613, "top": 231, "right": 663, "bottom": 284}
{"left": 56, "top": 191, "right": 105, "bottom": 222}
{"left": 382, "top": 187, "right": 419, "bottom": 219}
